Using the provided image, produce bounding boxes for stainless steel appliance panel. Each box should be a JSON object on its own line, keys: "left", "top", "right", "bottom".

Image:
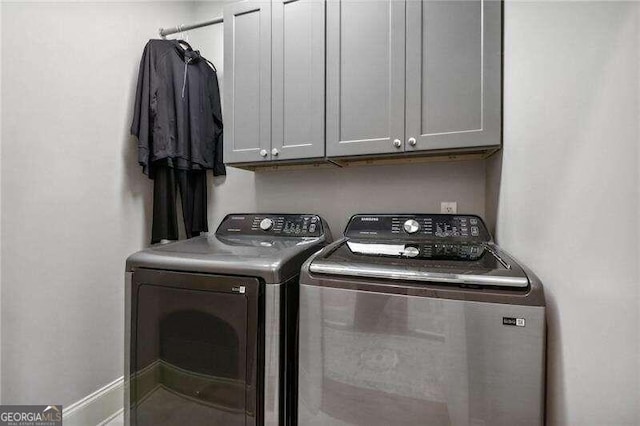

{"left": 263, "top": 283, "right": 281, "bottom": 425}
{"left": 298, "top": 284, "right": 545, "bottom": 426}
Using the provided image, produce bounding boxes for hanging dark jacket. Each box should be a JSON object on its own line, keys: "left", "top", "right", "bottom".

{"left": 131, "top": 39, "right": 225, "bottom": 177}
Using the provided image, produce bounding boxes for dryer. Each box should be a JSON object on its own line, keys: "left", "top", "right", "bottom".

{"left": 298, "top": 214, "right": 545, "bottom": 426}
{"left": 125, "top": 213, "right": 331, "bottom": 426}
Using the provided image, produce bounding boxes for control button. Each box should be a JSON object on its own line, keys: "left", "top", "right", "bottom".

{"left": 403, "top": 219, "right": 420, "bottom": 234}
{"left": 402, "top": 246, "right": 420, "bottom": 258}
{"left": 259, "top": 218, "right": 274, "bottom": 231}
{"left": 310, "top": 216, "right": 318, "bottom": 224}
{"left": 471, "top": 226, "right": 479, "bottom": 236}
{"left": 309, "top": 224, "right": 316, "bottom": 233}
{"left": 470, "top": 218, "right": 478, "bottom": 225}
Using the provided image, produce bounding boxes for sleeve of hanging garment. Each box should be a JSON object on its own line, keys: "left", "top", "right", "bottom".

{"left": 209, "top": 69, "right": 226, "bottom": 177}
{"left": 130, "top": 41, "right": 153, "bottom": 176}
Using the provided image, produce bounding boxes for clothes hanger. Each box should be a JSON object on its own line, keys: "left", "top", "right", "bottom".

{"left": 175, "top": 25, "right": 193, "bottom": 50}
{"left": 181, "top": 25, "right": 191, "bottom": 45}
{"left": 173, "top": 24, "right": 217, "bottom": 72}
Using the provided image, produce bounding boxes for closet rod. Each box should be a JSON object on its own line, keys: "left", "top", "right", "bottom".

{"left": 159, "top": 16, "right": 223, "bottom": 38}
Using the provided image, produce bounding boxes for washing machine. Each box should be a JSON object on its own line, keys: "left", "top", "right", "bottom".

{"left": 124, "top": 213, "right": 331, "bottom": 426}
{"left": 298, "top": 214, "right": 545, "bottom": 426}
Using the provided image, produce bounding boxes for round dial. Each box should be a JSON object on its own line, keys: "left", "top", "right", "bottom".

{"left": 403, "top": 219, "right": 420, "bottom": 234}
{"left": 402, "top": 246, "right": 420, "bottom": 258}
{"left": 259, "top": 218, "right": 274, "bottom": 231}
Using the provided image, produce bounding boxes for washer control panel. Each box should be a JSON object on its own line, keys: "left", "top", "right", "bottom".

{"left": 217, "top": 214, "right": 323, "bottom": 237}
{"left": 348, "top": 241, "right": 486, "bottom": 261}
{"left": 419, "top": 242, "right": 485, "bottom": 260}
{"left": 345, "top": 214, "right": 490, "bottom": 241}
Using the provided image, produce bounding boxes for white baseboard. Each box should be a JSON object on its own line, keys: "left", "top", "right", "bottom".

{"left": 63, "top": 376, "right": 124, "bottom": 426}
{"left": 97, "top": 408, "right": 124, "bottom": 426}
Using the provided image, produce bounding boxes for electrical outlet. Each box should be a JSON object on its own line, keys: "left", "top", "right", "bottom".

{"left": 441, "top": 202, "right": 457, "bottom": 214}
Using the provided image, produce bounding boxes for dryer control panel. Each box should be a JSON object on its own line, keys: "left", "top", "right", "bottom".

{"left": 217, "top": 214, "right": 324, "bottom": 237}
{"left": 345, "top": 214, "right": 491, "bottom": 242}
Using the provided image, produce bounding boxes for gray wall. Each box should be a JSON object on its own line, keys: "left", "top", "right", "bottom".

{"left": 252, "top": 162, "right": 486, "bottom": 234}
{"left": 491, "top": 2, "right": 640, "bottom": 424}
{"left": 0, "top": 1, "right": 196, "bottom": 405}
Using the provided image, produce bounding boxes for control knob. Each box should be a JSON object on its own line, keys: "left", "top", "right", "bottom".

{"left": 259, "top": 218, "right": 274, "bottom": 231}
{"left": 403, "top": 219, "right": 420, "bottom": 234}
{"left": 402, "top": 246, "right": 420, "bottom": 258}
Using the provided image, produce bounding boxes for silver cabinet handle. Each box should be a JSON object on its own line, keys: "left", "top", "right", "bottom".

{"left": 271, "top": 148, "right": 279, "bottom": 156}
{"left": 408, "top": 137, "right": 417, "bottom": 146}
{"left": 259, "top": 149, "right": 268, "bottom": 157}
{"left": 393, "top": 139, "right": 402, "bottom": 148}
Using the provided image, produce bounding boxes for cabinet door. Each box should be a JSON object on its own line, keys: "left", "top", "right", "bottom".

{"left": 224, "top": 1, "right": 272, "bottom": 164}
{"left": 326, "top": 0, "right": 406, "bottom": 157}
{"left": 272, "top": 0, "right": 325, "bottom": 161}
{"left": 405, "top": 0, "right": 502, "bottom": 152}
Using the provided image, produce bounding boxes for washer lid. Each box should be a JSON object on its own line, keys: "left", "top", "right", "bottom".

{"left": 309, "top": 240, "right": 529, "bottom": 289}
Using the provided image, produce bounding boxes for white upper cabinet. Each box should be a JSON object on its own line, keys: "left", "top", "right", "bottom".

{"left": 326, "top": 0, "right": 502, "bottom": 158}
{"left": 224, "top": 1, "right": 272, "bottom": 164}
{"left": 224, "top": 0, "right": 325, "bottom": 165}
{"left": 224, "top": 0, "right": 502, "bottom": 166}
{"left": 325, "top": 0, "right": 406, "bottom": 157}
{"left": 272, "top": 0, "right": 325, "bottom": 161}
{"left": 405, "top": 0, "right": 502, "bottom": 153}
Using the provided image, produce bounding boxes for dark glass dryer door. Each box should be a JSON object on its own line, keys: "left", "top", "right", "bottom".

{"left": 130, "top": 269, "right": 262, "bottom": 426}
